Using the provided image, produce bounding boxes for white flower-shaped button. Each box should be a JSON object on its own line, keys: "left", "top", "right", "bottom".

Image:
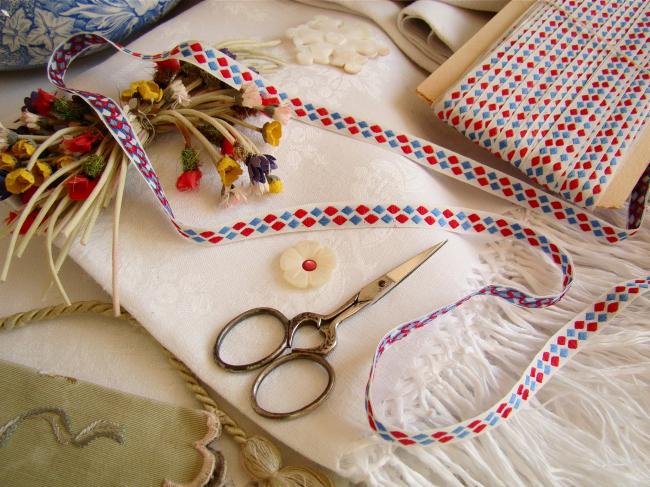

{"left": 280, "top": 240, "right": 336, "bottom": 289}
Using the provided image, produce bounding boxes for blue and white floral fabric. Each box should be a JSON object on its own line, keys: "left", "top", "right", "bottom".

{"left": 0, "top": 0, "right": 180, "bottom": 70}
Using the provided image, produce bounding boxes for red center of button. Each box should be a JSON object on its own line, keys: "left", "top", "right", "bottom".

{"left": 302, "top": 259, "right": 317, "bottom": 271}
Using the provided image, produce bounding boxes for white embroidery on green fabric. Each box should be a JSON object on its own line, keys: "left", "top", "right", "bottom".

{"left": 0, "top": 406, "right": 125, "bottom": 448}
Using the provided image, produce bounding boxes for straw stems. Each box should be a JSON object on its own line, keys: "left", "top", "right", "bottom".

{"left": 111, "top": 156, "right": 128, "bottom": 317}
{"left": 42, "top": 146, "right": 119, "bottom": 302}
{"left": 45, "top": 196, "right": 74, "bottom": 304}
{"left": 15, "top": 184, "right": 66, "bottom": 258}
{"left": 173, "top": 108, "right": 235, "bottom": 144}
{"left": 5, "top": 137, "right": 128, "bottom": 304}
{"left": 25, "top": 126, "right": 85, "bottom": 171}
{"left": 60, "top": 144, "right": 118, "bottom": 240}
{"left": 153, "top": 110, "right": 222, "bottom": 164}
{"left": 1, "top": 160, "right": 83, "bottom": 282}
{"left": 217, "top": 39, "right": 282, "bottom": 49}
{"left": 216, "top": 40, "right": 285, "bottom": 73}
{"left": 187, "top": 93, "right": 236, "bottom": 108}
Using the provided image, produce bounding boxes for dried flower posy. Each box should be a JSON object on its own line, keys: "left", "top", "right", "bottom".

{"left": 0, "top": 40, "right": 289, "bottom": 314}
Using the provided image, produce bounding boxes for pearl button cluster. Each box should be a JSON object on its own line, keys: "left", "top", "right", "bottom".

{"left": 286, "top": 15, "right": 389, "bottom": 74}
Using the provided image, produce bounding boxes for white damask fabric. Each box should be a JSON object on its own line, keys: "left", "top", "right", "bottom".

{"left": 51, "top": 0, "right": 510, "bottom": 472}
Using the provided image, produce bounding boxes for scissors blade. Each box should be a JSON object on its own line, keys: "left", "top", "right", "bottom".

{"left": 385, "top": 240, "right": 447, "bottom": 284}
{"left": 357, "top": 240, "right": 447, "bottom": 304}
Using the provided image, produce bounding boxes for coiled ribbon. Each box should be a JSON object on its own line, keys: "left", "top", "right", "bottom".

{"left": 437, "top": 0, "right": 649, "bottom": 209}
{"left": 45, "top": 27, "right": 646, "bottom": 445}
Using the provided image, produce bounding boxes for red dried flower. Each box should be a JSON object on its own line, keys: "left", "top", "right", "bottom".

{"left": 61, "top": 130, "right": 101, "bottom": 154}
{"left": 4, "top": 211, "right": 17, "bottom": 226}
{"left": 65, "top": 174, "right": 97, "bottom": 201}
{"left": 221, "top": 138, "right": 235, "bottom": 156}
{"left": 176, "top": 169, "right": 202, "bottom": 192}
{"left": 20, "top": 186, "right": 38, "bottom": 204}
{"left": 156, "top": 59, "right": 181, "bottom": 75}
{"left": 32, "top": 89, "right": 56, "bottom": 116}
{"left": 5, "top": 210, "right": 39, "bottom": 235}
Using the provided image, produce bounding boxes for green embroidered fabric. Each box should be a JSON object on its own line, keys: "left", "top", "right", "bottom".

{"left": 0, "top": 359, "right": 219, "bottom": 487}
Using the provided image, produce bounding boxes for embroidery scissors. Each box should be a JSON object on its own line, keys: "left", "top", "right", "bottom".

{"left": 213, "top": 240, "right": 447, "bottom": 419}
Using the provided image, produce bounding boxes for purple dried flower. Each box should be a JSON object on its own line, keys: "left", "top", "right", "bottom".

{"left": 265, "top": 154, "right": 278, "bottom": 170}
{"left": 0, "top": 171, "right": 11, "bottom": 201}
{"left": 23, "top": 91, "right": 39, "bottom": 113}
{"left": 247, "top": 154, "right": 277, "bottom": 184}
{"left": 218, "top": 48, "right": 237, "bottom": 60}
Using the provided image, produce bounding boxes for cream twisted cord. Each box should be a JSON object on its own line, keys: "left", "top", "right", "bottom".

{"left": 0, "top": 301, "right": 334, "bottom": 487}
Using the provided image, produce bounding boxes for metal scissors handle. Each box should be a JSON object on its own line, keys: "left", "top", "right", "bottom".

{"left": 213, "top": 240, "right": 447, "bottom": 419}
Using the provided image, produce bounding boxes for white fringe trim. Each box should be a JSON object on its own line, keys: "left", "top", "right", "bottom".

{"left": 338, "top": 207, "right": 650, "bottom": 486}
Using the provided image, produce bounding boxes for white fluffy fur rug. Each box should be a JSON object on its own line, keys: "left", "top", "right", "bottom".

{"left": 338, "top": 205, "right": 650, "bottom": 486}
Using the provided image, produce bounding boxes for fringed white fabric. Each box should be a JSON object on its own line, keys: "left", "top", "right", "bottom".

{"left": 338, "top": 207, "right": 650, "bottom": 486}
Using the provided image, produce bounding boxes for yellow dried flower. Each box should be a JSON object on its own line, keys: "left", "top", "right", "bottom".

{"left": 262, "top": 121, "right": 282, "bottom": 146}
{"left": 11, "top": 139, "right": 35, "bottom": 159}
{"left": 268, "top": 176, "right": 283, "bottom": 193}
{"left": 33, "top": 161, "right": 53, "bottom": 186}
{"left": 120, "top": 80, "right": 163, "bottom": 102}
{"left": 216, "top": 156, "right": 243, "bottom": 187}
{"left": 5, "top": 168, "right": 35, "bottom": 194}
{"left": 0, "top": 152, "right": 17, "bottom": 171}
{"left": 120, "top": 82, "right": 139, "bottom": 101}
{"left": 137, "top": 80, "right": 164, "bottom": 102}
{"left": 54, "top": 155, "right": 76, "bottom": 167}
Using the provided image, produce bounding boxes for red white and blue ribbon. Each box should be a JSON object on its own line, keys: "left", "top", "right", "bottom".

{"left": 45, "top": 31, "right": 647, "bottom": 444}
{"left": 437, "top": 0, "right": 650, "bottom": 209}
{"left": 368, "top": 276, "right": 650, "bottom": 445}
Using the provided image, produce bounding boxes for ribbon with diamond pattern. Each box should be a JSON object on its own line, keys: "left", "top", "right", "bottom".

{"left": 436, "top": 0, "right": 650, "bottom": 210}
{"left": 366, "top": 276, "right": 650, "bottom": 445}
{"left": 44, "top": 30, "right": 647, "bottom": 444}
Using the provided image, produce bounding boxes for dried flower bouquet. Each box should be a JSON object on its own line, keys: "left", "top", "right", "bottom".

{"left": 0, "top": 40, "right": 288, "bottom": 313}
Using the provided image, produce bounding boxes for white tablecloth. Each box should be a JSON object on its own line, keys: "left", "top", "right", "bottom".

{"left": 0, "top": 0, "right": 509, "bottom": 474}
{"left": 29, "top": 0, "right": 514, "bottom": 473}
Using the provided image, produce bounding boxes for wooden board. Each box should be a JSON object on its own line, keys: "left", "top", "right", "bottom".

{"left": 416, "top": 0, "right": 535, "bottom": 105}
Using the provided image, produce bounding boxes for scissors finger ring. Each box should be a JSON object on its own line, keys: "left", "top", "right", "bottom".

{"left": 251, "top": 352, "right": 335, "bottom": 419}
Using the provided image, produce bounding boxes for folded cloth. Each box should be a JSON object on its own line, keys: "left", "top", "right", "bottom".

{"left": 440, "top": 0, "right": 508, "bottom": 12}
{"left": 293, "top": 0, "right": 495, "bottom": 71}
{"left": 398, "top": 0, "right": 493, "bottom": 56}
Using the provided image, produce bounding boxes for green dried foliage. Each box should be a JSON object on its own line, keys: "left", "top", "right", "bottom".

{"left": 197, "top": 124, "right": 223, "bottom": 144}
{"left": 82, "top": 154, "right": 106, "bottom": 179}
{"left": 181, "top": 148, "right": 199, "bottom": 172}
{"left": 52, "top": 97, "right": 88, "bottom": 122}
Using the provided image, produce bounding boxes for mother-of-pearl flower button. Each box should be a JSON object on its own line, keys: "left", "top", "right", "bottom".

{"left": 286, "top": 15, "right": 389, "bottom": 74}
{"left": 280, "top": 240, "right": 337, "bottom": 289}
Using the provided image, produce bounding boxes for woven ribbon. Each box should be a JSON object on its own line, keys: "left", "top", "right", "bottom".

{"left": 44, "top": 27, "right": 648, "bottom": 445}
{"left": 436, "top": 0, "right": 649, "bottom": 209}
